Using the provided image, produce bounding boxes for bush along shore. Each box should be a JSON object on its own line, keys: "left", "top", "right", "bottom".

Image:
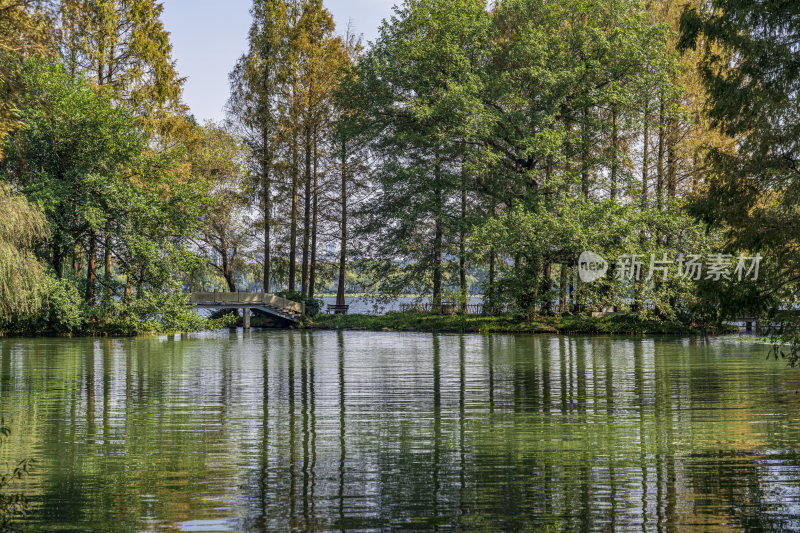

{"left": 304, "top": 312, "right": 738, "bottom": 335}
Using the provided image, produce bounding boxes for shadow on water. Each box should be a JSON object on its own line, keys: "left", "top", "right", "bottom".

{"left": 1, "top": 332, "right": 800, "bottom": 531}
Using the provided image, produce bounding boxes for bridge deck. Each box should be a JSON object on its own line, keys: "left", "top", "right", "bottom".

{"left": 190, "top": 292, "right": 304, "bottom": 323}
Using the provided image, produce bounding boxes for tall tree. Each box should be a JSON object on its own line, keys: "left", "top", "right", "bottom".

{"left": 680, "top": 0, "right": 800, "bottom": 305}
{"left": 228, "top": 0, "right": 290, "bottom": 293}
{"left": 294, "top": 0, "right": 344, "bottom": 298}
{"left": 0, "top": 0, "right": 50, "bottom": 159}
{"left": 57, "top": 0, "right": 186, "bottom": 300}
{"left": 353, "top": 0, "right": 489, "bottom": 308}
{"left": 57, "top": 0, "right": 184, "bottom": 126}
{"left": 332, "top": 27, "right": 366, "bottom": 309}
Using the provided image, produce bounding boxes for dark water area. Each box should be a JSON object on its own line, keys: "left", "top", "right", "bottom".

{"left": 1, "top": 332, "right": 799, "bottom": 531}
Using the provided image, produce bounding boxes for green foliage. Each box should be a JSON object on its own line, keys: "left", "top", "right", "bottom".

{"left": 0, "top": 57, "right": 144, "bottom": 280}
{"left": 309, "top": 311, "right": 729, "bottom": 335}
{"left": 58, "top": 0, "right": 186, "bottom": 133}
{"left": 277, "top": 290, "right": 321, "bottom": 317}
{"left": 0, "top": 57, "right": 217, "bottom": 336}
{"left": 8, "top": 275, "right": 88, "bottom": 335}
{"left": 0, "top": 183, "right": 49, "bottom": 325}
{"left": 680, "top": 0, "right": 800, "bottom": 317}
{"left": 98, "top": 283, "right": 236, "bottom": 335}
{"left": 188, "top": 122, "right": 251, "bottom": 292}
{"left": 473, "top": 194, "right": 727, "bottom": 320}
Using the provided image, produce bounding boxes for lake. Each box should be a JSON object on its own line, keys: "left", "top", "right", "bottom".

{"left": 1, "top": 331, "right": 799, "bottom": 531}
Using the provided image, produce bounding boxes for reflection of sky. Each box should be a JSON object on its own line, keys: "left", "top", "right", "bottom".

{"left": 161, "top": 0, "right": 397, "bottom": 123}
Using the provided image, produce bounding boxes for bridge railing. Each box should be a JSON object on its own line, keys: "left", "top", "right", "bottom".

{"left": 190, "top": 292, "right": 305, "bottom": 316}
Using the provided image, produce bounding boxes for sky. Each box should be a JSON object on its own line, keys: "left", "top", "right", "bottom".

{"left": 161, "top": 0, "right": 397, "bottom": 123}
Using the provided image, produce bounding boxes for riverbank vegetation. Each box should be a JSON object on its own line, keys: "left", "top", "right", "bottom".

{"left": 308, "top": 312, "right": 736, "bottom": 335}
{"left": 0, "top": 0, "right": 798, "bottom": 343}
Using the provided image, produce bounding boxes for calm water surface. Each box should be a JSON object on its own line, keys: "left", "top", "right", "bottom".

{"left": 1, "top": 332, "right": 800, "bottom": 531}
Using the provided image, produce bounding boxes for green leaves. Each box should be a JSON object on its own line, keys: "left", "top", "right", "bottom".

{"left": 680, "top": 0, "right": 800, "bottom": 327}
{"left": 0, "top": 183, "right": 49, "bottom": 323}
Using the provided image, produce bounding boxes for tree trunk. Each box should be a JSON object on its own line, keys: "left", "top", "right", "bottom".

{"left": 262, "top": 132, "right": 271, "bottom": 293}
{"left": 642, "top": 100, "right": 649, "bottom": 209}
{"left": 432, "top": 150, "right": 443, "bottom": 311}
{"left": 53, "top": 236, "right": 63, "bottom": 279}
{"left": 488, "top": 247, "right": 495, "bottom": 313}
{"left": 289, "top": 127, "right": 299, "bottom": 292}
{"left": 309, "top": 125, "right": 319, "bottom": 299}
{"left": 336, "top": 137, "right": 348, "bottom": 308}
{"left": 222, "top": 252, "right": 236, "bottom": 292}
{"left": 656, "top": 93, "right": 665, "bottom": 211}
{"left": 542, "top": 263, "right": 552, "bottom": 314}
{"left": 459, "top": 159, "right": 467, "bottom": 313}
{"left": 301, "top": 124, "right": 311, "bottom": 296}
{"left": 666, "top": 118, "right": 677, "bottom": 199}
{"left": 104, "top": 231, "right": 112, "bottom": 298}
{"left": 581, "top": 106, "right": 591, "bottom": 197}
{"left": 610, "top": 107, "right": 618, "bottom": 201}
{"left": 86, "top": 231, "right": 97, "bottom": 306}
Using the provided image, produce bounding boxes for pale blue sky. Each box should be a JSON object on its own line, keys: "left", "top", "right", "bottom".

{"left": 161, "top": 0, "right": 397, "bottom": 122}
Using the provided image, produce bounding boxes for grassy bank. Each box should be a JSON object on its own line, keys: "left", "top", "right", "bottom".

{"left": 305, "top": 312, "right": 736, "bottom": 335}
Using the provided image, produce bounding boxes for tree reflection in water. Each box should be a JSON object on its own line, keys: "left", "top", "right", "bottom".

{"left": 0, "top": 332, "right": 799, "bottom": 531}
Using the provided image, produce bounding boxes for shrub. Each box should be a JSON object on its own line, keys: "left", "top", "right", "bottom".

{"left": 277, "top": 290, "right": 322, "bottom": 317}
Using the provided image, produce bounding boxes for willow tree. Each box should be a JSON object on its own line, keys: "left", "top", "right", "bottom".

{"left": 0, "top": 183, "right": 49, "bottom": 324}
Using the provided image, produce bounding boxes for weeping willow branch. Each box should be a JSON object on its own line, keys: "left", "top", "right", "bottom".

{"left": 0, "top": 183, "right": 49, "bottom": 319}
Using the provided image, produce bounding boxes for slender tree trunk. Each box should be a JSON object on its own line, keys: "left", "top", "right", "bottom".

{"left": 559, "top": 263, "right": 568, "bottom": 313}
{"left": 53, "top": 236, "right": 63, "bottom": 279}
{"left": 572, "top": 270, "right": 581, "bottom": 313}
{"left": 432, "top": 150, "right": 443, "bottom": 311}
{"left": 262, "top": 133, "right": 271, "bottom": 293}
{"left": 86, "top": 231, "right": 97, "bottom": 306}
{"left": 666, "top": 118, "right": 677, "bottom": 199}
{"left": 459, "top": 159, "right": 467, "bottom": 313}
{"left": 581, "top": 107, "right": 591, "bottom": 197}
{"left": 656, "top": 93, "right": 665, "bottom": 211}
{"left": 642, "top": 100, "right": 649, "bottom": 209}
{"left": 289, "top": 127, "right": 299, "bottom": 292}
{"left": 336, "top": 137, "right": 347, "bottom": 308}
{"left": 104, "top": 231, "right": 112, "bottom": 298}
{"left": 488, "top": 247, "right": 495, "bottom": 314}
{"left": 309, "top": 126, "right": 319, "bottom": 299}
{"left": 301, "top": 124, "right": 311, "bottom": 296}
{"left": 610, "top": 107, "right": 618, "bottom": 201}
{"left": 222, "top": 252, "right": 236, "bottom": 292}
{"left": 542, "top": 263, "right": 552, "bottom": 314}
